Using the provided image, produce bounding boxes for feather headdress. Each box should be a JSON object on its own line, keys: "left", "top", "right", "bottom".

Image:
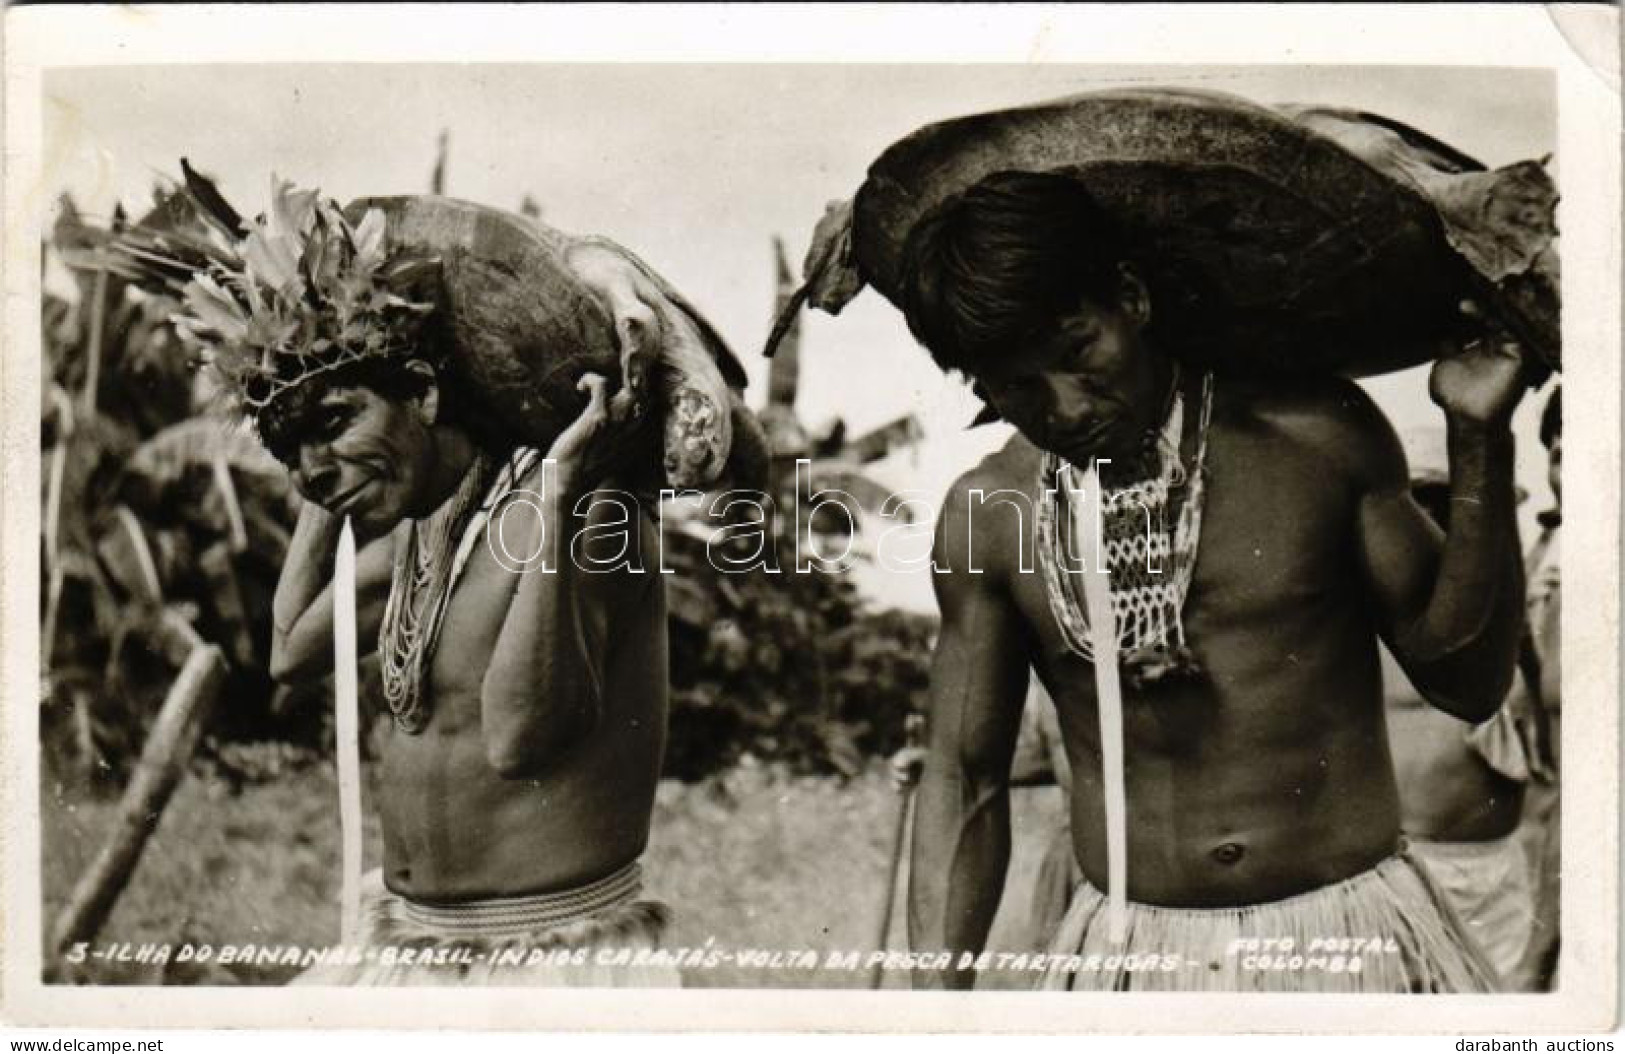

{"left": 90, "top": 161, "right": 441, "bottom": 427}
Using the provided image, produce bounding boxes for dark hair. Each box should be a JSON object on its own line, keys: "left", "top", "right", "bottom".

{"left": 898, "top": 170, "right": 1134, "bottom": 374}
{"left": 257, "top": 357, "right": 441, "bottom": 466}
{"left": 1539, "top": 384, "right": 1561, "bottom": 449}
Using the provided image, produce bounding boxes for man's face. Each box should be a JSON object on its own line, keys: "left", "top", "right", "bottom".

{"left": 973, "top": 292, "right": 1169, "bottom": 466}
{"left": 278, "top": 383, "right": 437, "bottom": 534}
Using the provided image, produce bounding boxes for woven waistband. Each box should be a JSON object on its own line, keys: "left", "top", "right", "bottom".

{"left": 1074, "top": 851, "right": 1412, "bottom": 919}
{"left": 397, "top": 862, "right": 645, "bottom": 938}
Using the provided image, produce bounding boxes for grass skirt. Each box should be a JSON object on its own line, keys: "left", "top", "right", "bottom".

{"left": 1039, "top": 851, "right": 1497, "bottom": 992}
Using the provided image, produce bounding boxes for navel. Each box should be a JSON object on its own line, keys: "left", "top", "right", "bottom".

{"left": 1211, "top": 841, "right": 1246, "bottom": 866}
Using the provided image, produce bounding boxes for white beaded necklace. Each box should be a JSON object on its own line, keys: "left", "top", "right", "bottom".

{"left": 1035, "top": 372, "right": 1214, "bottom": 676}
{"left": 377, "top": 451, "right": 498, "bottom": 734}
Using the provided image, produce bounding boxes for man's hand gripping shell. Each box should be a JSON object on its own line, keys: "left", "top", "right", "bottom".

{"left": 546, "top": 258, "right": 664, "bottom": 499}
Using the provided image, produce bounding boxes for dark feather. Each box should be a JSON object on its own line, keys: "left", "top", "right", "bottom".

{"left": 305, "top": 207, "right": 328, "bottom": 273}
{"left": 58, "top": 247, "right": 154, "bottom": 285}
{"left": 968, "top": 404, "right": 1002, "bottom": 428}
{"left": 299, "top": 249, "right": 324, "bottom": 310}
{"left": 180, "top": 158, "right": 246, "bottom": 240}
{"left": 153, "top": 231, "right": 237, "bottom": 272}
{"left": 968, "top": 381, "right": 1001, "bottom": 427}
{"left": 135, "top": 186, "right": 202, "bottom": 237}
{"left": 92, "top": 247, "right": 194, "bottom": 293}
{"left": 762, "top": 282, "right": 810, "bottom": 360}
{"left": 104, "top": 214, "right": 245, "bottom": 294}
{"left": 110, "top": 240, "right": 209, "bottom": 288}
{"left": 116, "top": 227, "right": 239, "bottom": 285}
{"left": 108, "top": 243, "right": 190, "bottom": 272}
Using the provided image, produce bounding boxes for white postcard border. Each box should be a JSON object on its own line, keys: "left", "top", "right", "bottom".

{"left": 2, "top": 3, "right": 1619, "bottom": 1033}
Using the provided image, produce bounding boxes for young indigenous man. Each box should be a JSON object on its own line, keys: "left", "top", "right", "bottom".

{"left": 900, "top": 171, "right": 1527, "bottom": 992}
{"left": 258, "top": 273, "right": 675, "bottom": 986}
{"left": 1385, "top": 428, "right": 1553, "bottom": 990}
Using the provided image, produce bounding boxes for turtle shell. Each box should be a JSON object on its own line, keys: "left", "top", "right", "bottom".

{"left": 853, "top": 88, "right": 1504, "bottom": 378}
{"left": 345, "top": 196, "right": 765, "bottom": 489}
{"left": 347, "top": 194, "right": 641, "bottom": 453}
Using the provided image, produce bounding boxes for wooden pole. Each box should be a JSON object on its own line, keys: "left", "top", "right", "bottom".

{"left": 80, "top": 268, "right": 108, "bottom": 414}
{"left": 867, "top": 784, "right": 915, "bottom": 990}
{"left": 868, "top": 714, "right": 923, "bottom": 990}
{"left": 50, "top": 642, "right": 227, "bottom": 957}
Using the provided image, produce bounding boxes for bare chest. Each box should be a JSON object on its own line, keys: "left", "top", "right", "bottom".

{"left": 1008, "top": 429, "right": 1367, "bottom": 747}
{"left": 379, "top": 536, "right": 522, "bottom": 736}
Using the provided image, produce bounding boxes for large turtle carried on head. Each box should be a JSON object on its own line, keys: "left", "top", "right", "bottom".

{"left": 350, "top": 195, "right": 767, "bottom": 492}
{"left": 771, "top": 88, "right": 1558, "bottom": 383}
{"left": 93, "top": 166, "right": 767, "bottom": 493}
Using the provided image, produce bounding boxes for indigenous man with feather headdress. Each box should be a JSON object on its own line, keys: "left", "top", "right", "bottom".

{"left": 129, "top": 172, "right": 683, "bottom": 985}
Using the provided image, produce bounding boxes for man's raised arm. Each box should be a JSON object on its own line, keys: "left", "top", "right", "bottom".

{"left": 479, "top": 477, "right": 652, "bottom": 779}
{"left": 1350, "top": 338, "right": 1528, "bottom": 722}
{"left": 907, "top": 480, "right": 1032, "bottom": 989}
{"left": 480, "top": 372, "right": 652, "bottom": 779}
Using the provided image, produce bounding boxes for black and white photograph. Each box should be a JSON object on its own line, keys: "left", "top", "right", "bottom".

{"left": 2, "top": 3, "right": 1619, "bottom": 1035}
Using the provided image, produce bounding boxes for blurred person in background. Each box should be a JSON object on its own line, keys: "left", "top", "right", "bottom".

{"left": 1386, "top": 427, "right": 1554, "bottom": 990}
{"left": 1516, "top": 385, "right": 1562, "bottom": 989}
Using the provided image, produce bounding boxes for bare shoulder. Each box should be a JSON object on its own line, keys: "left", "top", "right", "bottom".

{"left": 1223, "top": 374, "right": 1408, "bottom": 492}
{"left": 508, "top": 449, "right": 553, "bottom": 495}
{"left": 935, "top": 433, "right": 1041, "bottom": 579}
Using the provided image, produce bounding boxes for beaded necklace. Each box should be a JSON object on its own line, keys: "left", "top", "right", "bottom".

{"left": 377, "top": 451, "right": 498, "bottom": 734}
{"left": 1035, "top": 372, "right": 1214, "bottom": 684}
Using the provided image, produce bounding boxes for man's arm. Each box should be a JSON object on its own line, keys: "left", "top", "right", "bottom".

{"left": 479, "top": 475, "right": 653, "bottom": 778}
{"left": 269, "top": 500, "right": 395, "bottom": 686}
{"left": 479, "top": 367, "right": 652, "bottom": 778}
{"left": 907, "top": 479, "right": 1032, "bottom": 989}
{"left": 1348, "top": 342, "right": 1527, "bottom": 721}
